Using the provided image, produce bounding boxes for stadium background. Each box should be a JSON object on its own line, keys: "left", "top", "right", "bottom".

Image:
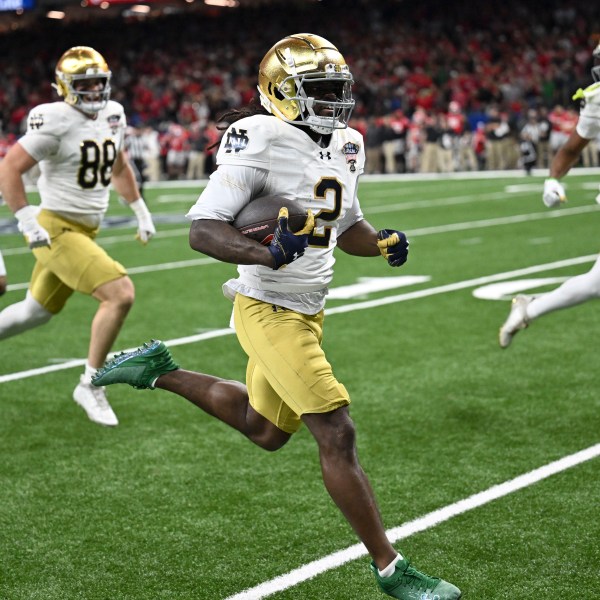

{"left": 1, "top": 2, "right": 600, "bottom": 599}
{"left": 0, "top": 0, "right": 599, "bottom": 178}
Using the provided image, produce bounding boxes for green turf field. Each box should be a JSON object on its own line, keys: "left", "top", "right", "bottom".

{"left": 1, "top": 172, "right": 599, "bottom": 599}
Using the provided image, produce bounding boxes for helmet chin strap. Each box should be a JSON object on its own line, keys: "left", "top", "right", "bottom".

{"left": 305, "top": 115, "right": 338, "bottom": 135}
{"left": 77, "top": 102, "right": 104, "bottom": 116}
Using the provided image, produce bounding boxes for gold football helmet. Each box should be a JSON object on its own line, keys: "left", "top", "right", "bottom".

{"left": 258, "top": 33, "right": 355, "bottom": 135}
{"left": 54, "top": 46, "right": 111, "bottom": 114}
{"left": 593, "top": 42, "right": 600, "bottom": 82}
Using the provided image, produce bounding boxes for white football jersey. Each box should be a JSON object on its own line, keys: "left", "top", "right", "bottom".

{"left": 0, "top": 248, "right": 5, "bottom": 277}
{"left": 18, "top": 101, "right": 127, "bottom": 215}
{"left": 576, "top": 82, "right": 600, "bottom": 139}
{"left": 187, "top": 114, "right": 366, "bottom": 297}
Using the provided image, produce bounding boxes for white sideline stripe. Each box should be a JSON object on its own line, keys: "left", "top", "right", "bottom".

{"left": 365, "top": 191, "right": 509, "bottom": 213}
{"left": 0, "top": 328, "right": 235, "bottom": 384}
{"left": 406, "top": 204, "right": 600, "bottom": 236}
{"left": 0, "top": 254, "right": 596, "bottom": 384}
{"left": 224, "top": 442, "right": 600, "bottom": 600}
{"left": 325, "top": 254, "right": 597, "bottom": 316}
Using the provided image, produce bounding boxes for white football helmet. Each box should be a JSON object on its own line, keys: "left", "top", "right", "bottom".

{"left": 592, "top": 42, "right": 600, "bottom": 82}
{"left": 53, "top": 46, "right": 111, "bottom": 115}
{"left": 257, "top": 33, "right": 355, "bottom": 135}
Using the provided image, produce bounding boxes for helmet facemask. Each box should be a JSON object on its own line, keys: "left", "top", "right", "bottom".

{"left": 54, "top": 46, "right": 112, "bottom": 115}
{"left": 283, "top": 64, "right": 354, "bottom": 135}
{"left": 258, "top": 34, "right": 355, "bottom": 135}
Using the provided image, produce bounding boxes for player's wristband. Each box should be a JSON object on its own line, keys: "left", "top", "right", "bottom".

{"left": 129, "top": 198, "right": 151, "bottom": 220}
{"left": 15, "top": 205, "right": 40, "bottom": 229}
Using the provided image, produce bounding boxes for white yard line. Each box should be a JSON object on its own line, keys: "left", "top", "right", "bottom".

{"left": 0, "top": 328, "right": 235, "bottom": 384}
{"left": 224, "top": 442, "right": 600, "bottom": 600}
{"left": 325, "top": 254, "right": 597, "bottom": 315}
{"left": 2, "top": 202, "right": 597, "bottom": 258}
{"left": 0, "top": 254, "right": 596, "bottom": 384}
{"left": 405, "top": 204, "right": 600, "bottom": 235}
{"left": 4, "top": 204, "right": 598, "bottom": 293}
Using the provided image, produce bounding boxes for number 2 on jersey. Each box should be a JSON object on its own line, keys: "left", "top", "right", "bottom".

{"left": 308, "top": 177, "right": 342, "bottom": 247}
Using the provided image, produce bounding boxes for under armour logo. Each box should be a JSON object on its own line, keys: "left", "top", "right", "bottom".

{"left": 319, "top": 151, "right": 331, "bottom": 160}
{"left": 224, "top": 128, "right": 250, "bottom": 153}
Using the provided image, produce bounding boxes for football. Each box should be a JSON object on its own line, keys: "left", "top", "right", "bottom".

{"left": 232, "top": 195, "right": 308, "bottom": 245}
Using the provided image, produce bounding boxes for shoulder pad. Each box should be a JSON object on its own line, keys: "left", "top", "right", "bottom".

{"left": 217, "top": 115, "right": 277, "bottom": 162}
{"left": 26, "top": 103, "right": 70, "bottom": 136}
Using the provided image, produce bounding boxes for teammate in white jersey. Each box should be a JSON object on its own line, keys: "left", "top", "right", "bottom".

{"left": 500, "top": 42, "right": 600, "bottom": 348}
{"left": 0, "top": 46, "right": 156, "bottom": 426}
{"left": 93, "top": 34, "right": 461, "bottom": 600}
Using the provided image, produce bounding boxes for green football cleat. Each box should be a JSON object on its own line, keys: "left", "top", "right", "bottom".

{"left": 371, "top": 558, "right": 461, "bottom": 600}
{"left": 92, "top": 340, "right": 179, "bottom": 390}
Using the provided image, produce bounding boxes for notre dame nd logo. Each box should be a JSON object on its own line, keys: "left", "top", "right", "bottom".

{"left": 28, "top": 114, "right": 44, "bottom": 130}
{"left": 224, "top": 128, "right": 249, "bottom": 153}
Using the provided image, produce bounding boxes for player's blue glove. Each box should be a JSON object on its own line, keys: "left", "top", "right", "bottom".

{"left": 377, "top": 229, "right": 409, "bottom": 267}
{"left": 268, "top": 207, "right": 314, "bottom": 270}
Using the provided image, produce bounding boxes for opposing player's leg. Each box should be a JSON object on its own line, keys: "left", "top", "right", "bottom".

{"left": 527, "top": 255, "right": 600, "bottom": 319}
{"left": 498, "top": 294, "right": 532, "bottom": 348}
{"left": 499, "top": 255, "right": 600, "bottom": 348}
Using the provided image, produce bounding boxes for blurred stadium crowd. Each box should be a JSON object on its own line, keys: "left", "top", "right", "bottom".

{"left": 1, "top": 0, "right": 599, "bottom": 180}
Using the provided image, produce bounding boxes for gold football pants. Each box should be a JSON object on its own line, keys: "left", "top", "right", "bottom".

{"left": 233, "top": 293, "right": 350, "bottom": 433}
{"left": 28, "top": 209, "right": 127, "bottom": 314}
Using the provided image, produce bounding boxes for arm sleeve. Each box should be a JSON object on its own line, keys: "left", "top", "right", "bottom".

{"left": 337, "top": 189, "right": 365, "bottom": 236}
{"left": 215, "top": 117, "right": 273, "bottom": 168}
{"left": 185, "top": 164, "right": 269, "bottom": 222}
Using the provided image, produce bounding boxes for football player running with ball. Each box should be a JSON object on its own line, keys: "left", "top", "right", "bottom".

{"left": 0, "top": 47, "right": 156, "bottom": 426}
{"left": 499, "top": 42, "right": 600, "bottom": 348}
{"left": 93, "top": 34, "right": 461, "bottom": 599}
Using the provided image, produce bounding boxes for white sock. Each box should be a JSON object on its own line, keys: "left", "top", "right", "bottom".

{"left": 82, "top": 362, "right": 99, "bottom": 385}
{"left": 378, "top": 553, "right": 403, "bottom": 578}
